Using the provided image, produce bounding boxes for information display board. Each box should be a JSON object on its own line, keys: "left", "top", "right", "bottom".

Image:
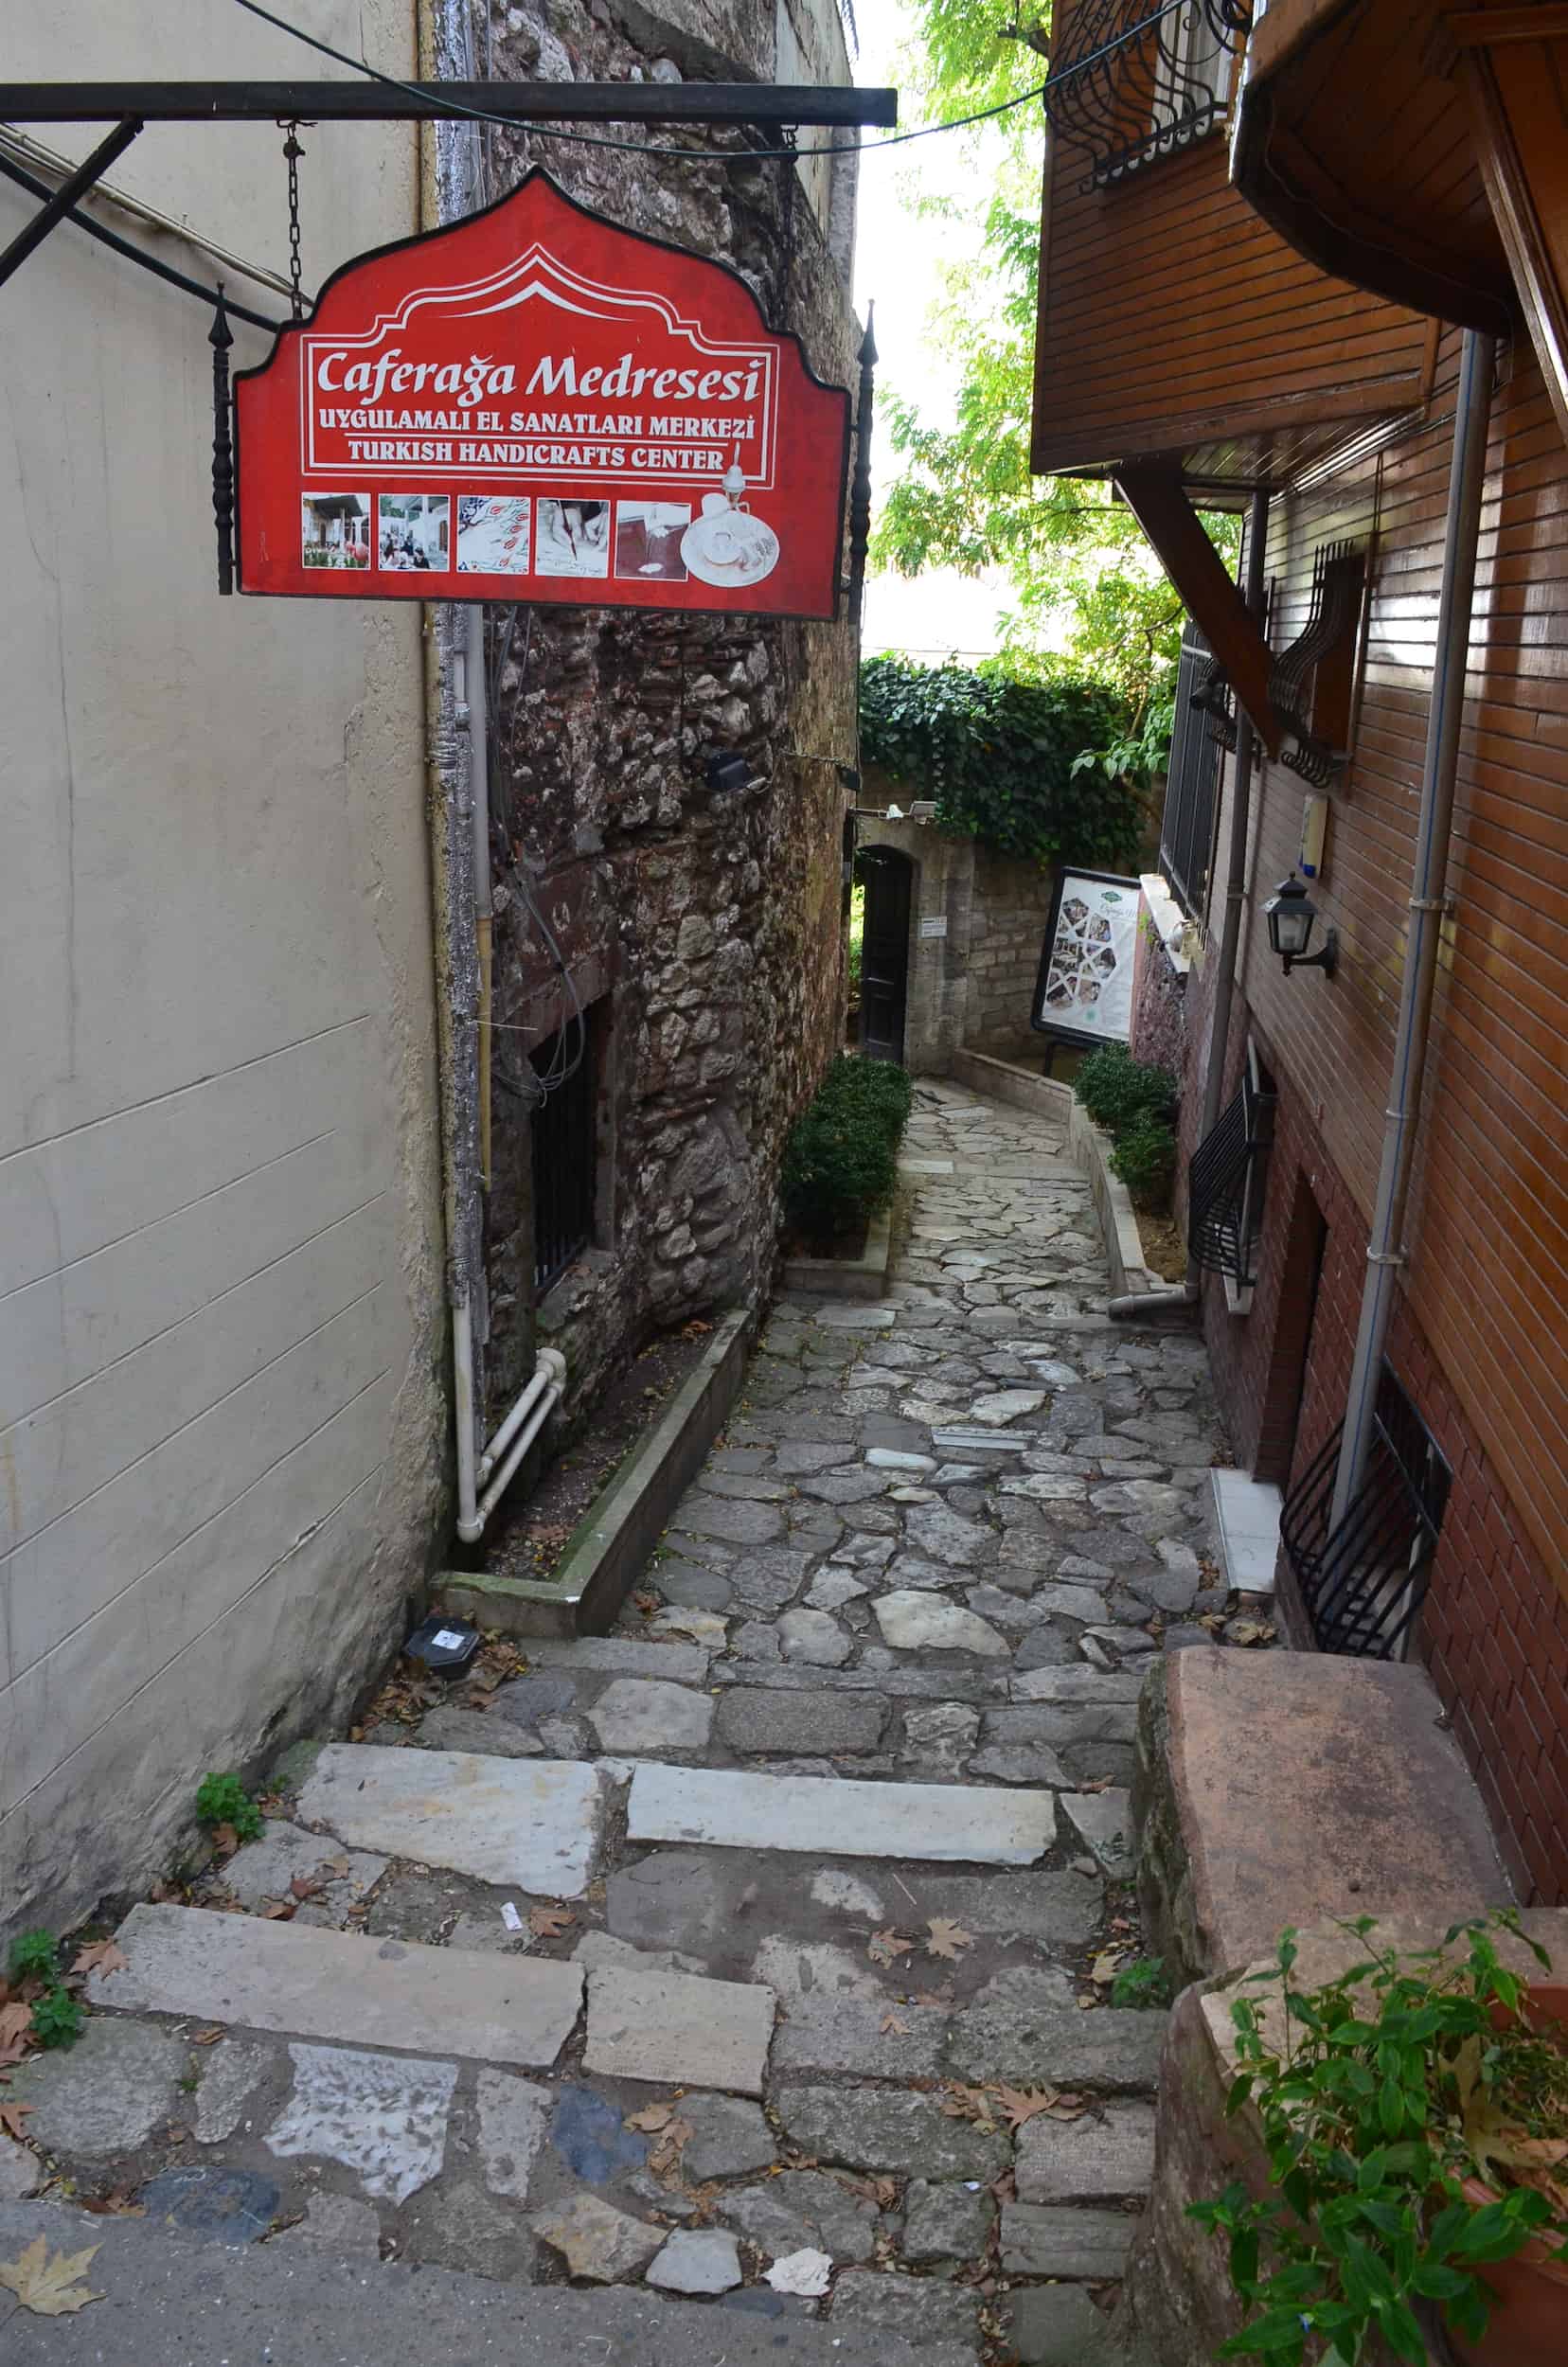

{"left": 235, "top": 171, "right": 851, "bottom": 618}
{"left": 1030, "top": 870, "right": 1140, "bottom": 1048}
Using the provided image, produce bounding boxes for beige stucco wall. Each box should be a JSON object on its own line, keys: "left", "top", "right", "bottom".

{"left": 0, "top": 2, "right": 444, "bottom": 1941}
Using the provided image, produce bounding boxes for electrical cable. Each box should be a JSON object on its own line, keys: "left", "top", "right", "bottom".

{"left": 228, "top": 0, "right": 1049, "bottom": 159}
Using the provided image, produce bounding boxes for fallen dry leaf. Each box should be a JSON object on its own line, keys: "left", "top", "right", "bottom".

{"left": 526, "top": 1905, "right": 576, "bottom": 1941}
{"left": 190, "top": 2026, "right": 224, "bottom": 2047}
{"left": 0, "top": 2099, "right": 34, "bottom": 2141}
{"left": 867, "top": 1929, "right": 915, "bottom": 1967}
{"left": 259, "top": 1901, "right": 295, "bottom": 1921}
{"left": 0, "top": 2234, "right": 103, "bottom": 2316}
{"left": 70, "top": 1941, "right": 127, "bottom": 1980}
{"left": 1089, "top": 1950, "right": 1124, "bottom": 1986}
{"left": 941, "top": 2084, "right": 996, "bottom": 2126}
{"left": 995, "top": 2085, "right": 1061, "bottom": 2128}
{"left": 649, "top": 2115, "right": 693, "bottom": 2177}
{"left": 914, "top": 1984, "right": 955, "bottom": 2008}
{"left": 0, "top": 2002, "right": 35, "bottom": 2066}
{"left": 212, "top": 1824, "right": 241, "bottom": 1860}
{"left": 321, "top": 1858, "right": 350, "bottom": 1880}
{"left": 625, "top": 2102, "right": 676, "bottom": 2132}
{"left": 288, "top": 1874, "right": 325, "bottom": 1902}
{"left": 925, "top": 1916, "right": 974, "bottom": 1962}
{"left": 80, "top": 2190, "right": 143, "bottom": 2217}
{"left": 880, "top": 2013, "right": 910, "bottom": 2036}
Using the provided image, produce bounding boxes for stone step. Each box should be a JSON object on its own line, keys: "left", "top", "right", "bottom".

{"left": 0, "top": 2198, "right": 979, "bottom": 2367}
{"left": 88, "top": 1903, "right": 778, "bottom": 2096}
{"left": 297, "top": 1744, "right": 601, "bottom": 1896}
{"left": 626, "top": 1763, "right": 1056, "bottom": 1864}
{"left": 88, "top": 1903, "right": 583, "bottom": 2068}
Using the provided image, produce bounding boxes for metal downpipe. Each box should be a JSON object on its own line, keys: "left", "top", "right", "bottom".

{"left": 1109, "top": 487, "right": 1270, "bottom": 1324}
{"left": 1328, "top": 329, "right": 1496, "bottom": 1533}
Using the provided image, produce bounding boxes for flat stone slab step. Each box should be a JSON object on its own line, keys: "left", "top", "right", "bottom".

{"left": 584, "top": 1962, "right": 776, "bottom": 2096}
{"left": 0, "top": 2199, "right": 979, "bottom": 2367}
{"left": 297, "top": 1744, "right": 600, "bottom": 1897}
{"left": 88, "top": 1904, "right": 583, "bottom": 2068}
{"left": 627, "top": 1764, "right": 1056, "bottom": 1864}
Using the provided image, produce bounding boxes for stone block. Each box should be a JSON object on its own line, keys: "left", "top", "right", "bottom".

{"left": 776, "top": 2086, "right": 1007, "bottom": 2180}
{"left": 7, "top": 2017, "right": 185, "bottom": 2157}
{"left": 829, "top": 2269, "right": 981, "bottom": 2348}
{"left": 1132, "top": 1647, "right": 1516, "bottom": 1984}
{"left": 265, "top": 2043, "right": 457, "bottom": 2204}
{"left": 1015, "top": 2102, "right": 1157, "bottom": 2201}
{"left": 297, "top": 1746, "right": 602, "bottom": 1897}
{"left": 583, "top": 1962, "right": 776, "bottom": 2095}
{"left": 943, "top": 2002, "right": 1165, "bottom": 2091}
{"left": 532, "top": 2192, "right": 663, "bottom": 2283}
{"left": 1006, "top": 2284, "right": 1120, "bottom": 2365}
{"left": 475, "top": 2068, "right": 552, "bottom": 2201}
{"left": 647, "top": 2228, "right": 743, "bottom": 2293}
{"left": 720, "top": 2169, "right": 879, "bottom": 2263}
{"left": 874, "top": 1593, "right": 1009, "bottom": 1656}
{"left": 627, "top": 1764, "right": 1055, "bottom": 1865}
{"left": 587, "top": 1680, "right": 714, "bottom": 1753}
{"left": 679, "top": 2093, "right": 776, "bottom": 2180}
{"left": 770, "top": 1995, "right": 949, "bottom": 2078}
{"left": 1000, "top": 2202, "right": 1135, "bottom": 2277}
{"left": 901, "top": 2178, "right": 995, "bottom": 2262}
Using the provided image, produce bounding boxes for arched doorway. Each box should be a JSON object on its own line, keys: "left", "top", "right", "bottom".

{"left": 856, "top": 845, "right": 913, "bottom": 1064}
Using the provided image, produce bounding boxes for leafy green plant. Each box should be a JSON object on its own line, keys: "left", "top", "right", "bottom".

{"left": 780, "top": 1055, "right": 914, "bottom": 1244}
{"left": 8, "top": 1929, "right": 58, "bottom": 1984}
{"left": 1112, "top": 1955, "right": 1174, "bottom": 2010}
{"left": 29, "top": 1985, "right": 83, "bottom": 2051}
{"left": 1074, "top": 1041, "right": 1177, "bottom": 1136}
{"left": 859, "top": 656, "right": 1143, "bottom": 873}
{"left": 1110, "top": 1118, "right": 1177, "bottom": 1212}
{"left": 194, "top": 1771, "right": 263, "bottom": 1842}
{"left": 1190, "top": 1913, "right": 1568, "bottom": 2367}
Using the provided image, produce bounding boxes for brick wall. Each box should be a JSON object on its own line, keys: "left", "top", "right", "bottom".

{"left": 965, "top": 847, "right": 1060, "bottom": 1054}
{"left": 1192, "top": 1006, "right": 1568, "bottom": 1905}
{"left": 1130, "top": 890, "right": 1188, "bottom": 1080}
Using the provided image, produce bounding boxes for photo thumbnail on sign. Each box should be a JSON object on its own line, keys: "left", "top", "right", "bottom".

{"left": 615, "top": 501, "right": 690, "bottom": 583}
{"left": 301, "top": 491, "right": 370, "bottom": 569}
{"left": 378, "top": 492, "right": 450, "bottom": 571}
{"left": 537, "top": 498, "right": 610, "bottom": 578}
{"left": 457, "top": 496, "right": 531, "bottom": 575}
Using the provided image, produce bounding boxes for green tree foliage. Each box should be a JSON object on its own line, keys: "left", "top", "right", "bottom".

{"left": 860, "top": 655, "right": 1143, "bottom": 870}
{"left": 873, "top": 4, "right": 1238, "bottom": 774}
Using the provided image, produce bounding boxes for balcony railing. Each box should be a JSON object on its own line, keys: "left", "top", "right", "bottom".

{"left": 1046, "top": 0, "right": 1253, "bottom": 188}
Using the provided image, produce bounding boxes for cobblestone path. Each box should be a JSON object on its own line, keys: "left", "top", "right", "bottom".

{"left": 12, "top": 1080, "right": 1270, "bottom": 2367}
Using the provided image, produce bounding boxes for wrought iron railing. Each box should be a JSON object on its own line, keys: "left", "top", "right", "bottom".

{"left": 1045, "top": 0, "right": 1253, "bottom": 188}
{"left": 1160, "top": 619, "right": 1224, "bottom": 917}
{"left": 1270, "top": 538, "right": 1365, "bottom": 786}
{"left": 530, "top": 1022, "right": 595, "bottom": 1295}
{"left": 1280, "top": 1367, "right": 1452, "bottom": 1660}
{"left": 1187, "top": 1048, "right": 1274, "bottom": 1286}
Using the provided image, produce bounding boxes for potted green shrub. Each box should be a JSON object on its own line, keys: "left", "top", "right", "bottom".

{"left": 1191, "top": 1912, "right": 1568, "bottom": 2367}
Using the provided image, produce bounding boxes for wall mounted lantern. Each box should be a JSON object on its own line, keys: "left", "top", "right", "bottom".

{"left": 1263, "top": 874, "right": 1338, "bottom": 977}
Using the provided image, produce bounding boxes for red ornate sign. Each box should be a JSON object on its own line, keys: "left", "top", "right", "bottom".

{"left": 234, "top": 172, "right": 850, "bottom": 618}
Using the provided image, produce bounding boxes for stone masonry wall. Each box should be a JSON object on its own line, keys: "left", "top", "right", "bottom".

{"left": 965, "top": 846, "right": 1060, "bottom": 1056}
{"left": 475, "top": 0, "right": 859, "bottom": 1425}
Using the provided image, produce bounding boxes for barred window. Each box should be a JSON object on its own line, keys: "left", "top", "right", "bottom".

{"left": 530, "top": 1019, "right": 596, "bottom": 1295}
{"left": 1187, "top": 1041, "right": 1275, "bottom": 1300}
{"left": 1160, "top": 619, "right": 1225, "bottom": 920}
{"left": 1280, "top": 1367, "right": 1452, "bottom": 1661}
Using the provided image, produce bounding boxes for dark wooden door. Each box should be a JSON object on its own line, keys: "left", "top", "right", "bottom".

{"left": 859, "top": 849, "right": 912, "bottom": 1064}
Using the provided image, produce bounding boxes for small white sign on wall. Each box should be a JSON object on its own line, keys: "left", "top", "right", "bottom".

{"left": 919, "top": 915, "right": 948, "bottom": 939}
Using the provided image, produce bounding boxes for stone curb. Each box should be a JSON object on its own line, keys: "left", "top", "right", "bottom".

{"left": 1066, "top": 1099, "right": 1159, "bottom": 1298}
{"left": 435, "top": 1308, "right": 752, "bottom": 1640}
{"left": 779, "top": 1201, "right": 894, "bottom": 1301}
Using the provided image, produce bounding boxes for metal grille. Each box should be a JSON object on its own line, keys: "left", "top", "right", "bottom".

{"left": 1160, "top": 619, "right": 1224, "bottom": 917}
{"left": 1280, "top": 1368, "right": 1452, "bottom": 1660}
{"left": 1046, "top": 0, "right": 1252, "bottom": 189}
{"left": 1187, "top": 1051, "right": 1274, "bottom": 1285}
{"left": 530, "top": 1024, "right": 595, "bottom": 1295}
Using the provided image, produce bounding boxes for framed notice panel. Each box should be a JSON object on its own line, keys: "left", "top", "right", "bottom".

{"left": 234, "top": 170, "right": 850, "bottom": 618}
{"left": 1030, "top": 870, "right": 1140, "bottom": 1048}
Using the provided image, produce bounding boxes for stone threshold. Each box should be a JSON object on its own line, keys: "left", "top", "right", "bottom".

{"left": 779, "top": 1202, "right": 894, "bottom": 1301}
{"left": 435, "top": 1308, "right": 752, "bottom": 1640}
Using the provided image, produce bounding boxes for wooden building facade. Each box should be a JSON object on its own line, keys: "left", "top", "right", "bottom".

{"left": 1030, "top": 0, "right": 1568, "bottom": 1900}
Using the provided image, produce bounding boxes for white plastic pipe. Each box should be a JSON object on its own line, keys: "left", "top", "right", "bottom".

{"left": 470, "top": 1364, "right": 566, "bottom": 1539}
{"left": 1328, "top": 329, "right": 1495, "bottom": 1537}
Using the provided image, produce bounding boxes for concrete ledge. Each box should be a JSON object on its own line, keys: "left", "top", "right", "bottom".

{"left": 780, "top": 1201, "right": 894, "bottom": 1300}
{"left": 1131, "top": 1647, "right": 1514, "bottom": 1986}
{"left": 436, "top": 1308, "right": 752, "bottom": 1640}
{"left": 1067, "top": 1098, "right": 1159, "bottom": 1298}
{"left": 1210, "top": 1468, "right": 1281, "bottom": 1593}
{"left": 950, "top": 1046, "right": 1075, "bottom": 1123}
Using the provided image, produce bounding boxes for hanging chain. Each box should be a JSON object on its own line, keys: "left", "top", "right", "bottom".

{"left": 279, "top": 119, "right": 306, "bottom": 319}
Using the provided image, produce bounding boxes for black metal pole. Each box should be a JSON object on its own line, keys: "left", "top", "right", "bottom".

{"left": 848, "top": 305, "right": 877, "bottom": 625}
{"left": 0, "top": 80, "right": 897, "bottom": 128}
{"left": 210, "top": 291, "right": 236, "bottom": 596}
{"left": 0, "top": 116, "right": 142, "bottom": 289}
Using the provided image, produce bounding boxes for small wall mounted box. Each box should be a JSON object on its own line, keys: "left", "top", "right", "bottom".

{"left": 1300, "top": 792, "right": 1328, "bottom": 881}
